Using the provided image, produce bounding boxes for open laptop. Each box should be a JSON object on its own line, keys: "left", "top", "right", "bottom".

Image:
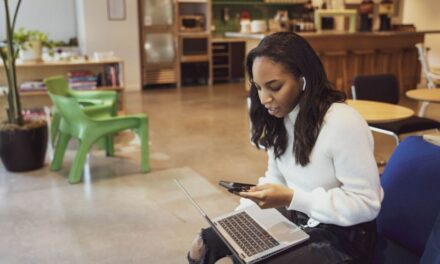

{"left": 175, "top": 179, "right": 309, "bottom": 264}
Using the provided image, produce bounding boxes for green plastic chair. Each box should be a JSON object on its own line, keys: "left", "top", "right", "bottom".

{"left": 44, "top": 76, "right": 118, "bottom": 144}
{"left": 48, "top": 93, "right": 149, "bottom": 184}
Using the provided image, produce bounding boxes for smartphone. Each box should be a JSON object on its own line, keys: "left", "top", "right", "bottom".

{"left": 219, "top": 180, "right": 256, "bottom": 193}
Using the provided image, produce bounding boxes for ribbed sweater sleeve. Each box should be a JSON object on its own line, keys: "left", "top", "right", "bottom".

{"left": 287, "top": 105, "right": 383, "bottom": 226}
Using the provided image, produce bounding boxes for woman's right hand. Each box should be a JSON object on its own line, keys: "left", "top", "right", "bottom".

{"left": 238, "top": 183, "right": 294, "bottom": 209}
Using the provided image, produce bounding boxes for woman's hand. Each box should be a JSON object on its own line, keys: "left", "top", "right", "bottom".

{"left": 238, "top": 183, "right": 294, "bottom": 209}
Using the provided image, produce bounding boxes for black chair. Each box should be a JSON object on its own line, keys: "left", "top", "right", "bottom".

{"left": 352, "top": 74, "right": 440, "bottom": 145}
{"left": 373, "top": 136, "right": 440, "bottom": 263}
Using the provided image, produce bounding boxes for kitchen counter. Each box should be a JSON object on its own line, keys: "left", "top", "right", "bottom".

{"left": 225, "top": 30, "right": 440, "bottom": 95}
{"left": 225, "top": 30, "right": 440, "bottom": 39}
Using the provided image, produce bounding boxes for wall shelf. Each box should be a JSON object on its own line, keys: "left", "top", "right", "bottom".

{"left": 212, "top": 1, "right": 306, "bottom": 5}
{"left": 0, "top": 59, "right": 126, "bottom": 110}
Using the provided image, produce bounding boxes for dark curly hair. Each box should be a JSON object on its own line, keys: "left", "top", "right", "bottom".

{"left": 246, "top": 32, "right": 346, "bottom": 166}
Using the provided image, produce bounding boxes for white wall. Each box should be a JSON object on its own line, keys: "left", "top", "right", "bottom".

{"left": 0, "top": 0, "right": 77, "bottom": 43}
{"left": 76, "top": 0, "right": 141, "bottom": 91}
{"left": 402, "top": 0, "right": 440, "bottom": 67}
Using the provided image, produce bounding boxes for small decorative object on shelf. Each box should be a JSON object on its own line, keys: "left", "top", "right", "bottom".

{"left": 359, "top": 0, "right": 374, "bottom": 32}
{"left": 320, "top": 0, "right": 334, "bottom": 30}
{"left": 379, "top": 0, "right": 394, "bottom": 31}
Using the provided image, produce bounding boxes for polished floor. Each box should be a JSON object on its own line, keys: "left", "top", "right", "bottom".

{"left": 1, "top": 82, "right": 439, "bottom": 263}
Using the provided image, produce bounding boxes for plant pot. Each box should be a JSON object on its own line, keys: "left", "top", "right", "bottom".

{"left": 0, "top": 122, "right": 48, "bottom": 172}
{"left": 19, "top": 40, "right": 43, "bottom": 62}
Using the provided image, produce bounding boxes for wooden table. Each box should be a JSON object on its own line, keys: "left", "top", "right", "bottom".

{"left": 406, "top": 88, "right": 440, "bottom": 116}
{"left": 347, "top": 99, "right": 414, "bottom": 123}
{"left": 406, "top": 89, "right": 440, "bottom": 103}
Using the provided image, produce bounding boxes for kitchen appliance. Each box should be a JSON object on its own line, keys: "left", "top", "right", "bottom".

{"left": 250, "top": 20, "right": 267, "bottom": 33}
{"left": 180, "top": 15, "right": 205, "bottom": 32}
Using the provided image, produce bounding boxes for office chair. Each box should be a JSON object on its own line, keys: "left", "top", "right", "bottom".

{"left": 351, "top": 74, "right": 440, "bottom": 146}
{"left": 415, "top": 43, "right": 440, "bottom": 116}
{"left": 374, "top": 136, "right": 440, "bottom": 263}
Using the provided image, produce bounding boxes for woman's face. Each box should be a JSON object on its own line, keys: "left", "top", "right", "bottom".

{"left": 252, "top": 56, "right": 303, "bottom": 118}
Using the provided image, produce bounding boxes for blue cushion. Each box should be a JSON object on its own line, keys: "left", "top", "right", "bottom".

{"left": 377, "top": 136, "right": 440, "bottom": 256}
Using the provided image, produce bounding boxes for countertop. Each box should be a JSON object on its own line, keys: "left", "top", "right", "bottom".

{"left": 224, "top": 30, "right": 440, "bottom": 40}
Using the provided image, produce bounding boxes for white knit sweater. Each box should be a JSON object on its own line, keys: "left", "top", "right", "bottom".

{"left": 238, "top": 103, "right": 384, "bottom": 227}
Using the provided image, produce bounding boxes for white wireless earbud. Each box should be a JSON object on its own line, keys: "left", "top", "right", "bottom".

{"left": 302, "top": 77, "right": 306, "bottom": 91}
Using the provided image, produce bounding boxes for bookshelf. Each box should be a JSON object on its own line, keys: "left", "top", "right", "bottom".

{"left": 0, "top": 58, "right": 125, "bottom": 111}
{"left": 211, "top": 39, "right": 245, "bottom": 83}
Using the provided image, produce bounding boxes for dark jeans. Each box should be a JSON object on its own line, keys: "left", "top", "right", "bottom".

{"left": 188, "top": 209, "right": 377, "bottom": 264}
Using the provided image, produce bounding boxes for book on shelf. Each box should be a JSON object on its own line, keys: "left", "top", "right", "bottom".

{"left": 68, "top": 70, "right": 98, "bottom": 90}
{"left": 19, "top": 80, "right": 47, "bottom": 92}
{"left": 22, "top": 107, "right": 48, "bottom": 121}
{"left": 100, "top": 64, "right": 120, "bottom": 87}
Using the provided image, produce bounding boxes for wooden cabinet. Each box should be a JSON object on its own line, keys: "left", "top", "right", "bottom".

{"left": 0, "top": 59, "right": 125, "bottom": 111}
{"left": 211, "top": 39, "right": 245, "bottom": 83}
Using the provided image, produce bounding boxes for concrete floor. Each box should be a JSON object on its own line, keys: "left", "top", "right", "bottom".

{"left": 1, "top": 82, "right": 439, "bottom": 263}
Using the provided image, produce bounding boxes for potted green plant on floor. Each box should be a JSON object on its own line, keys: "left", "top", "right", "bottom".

{"left": 0, "top": 0, "right": 48, "bottom": 172}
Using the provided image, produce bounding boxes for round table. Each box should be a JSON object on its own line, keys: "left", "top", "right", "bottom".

{"left": 406, "top": 89, "right": 440, "bottom": 103}
{"left": 406, "top": 88, "right": 440, "bottom": 116}
{"left": 347, "top": 99, "right": 414, "bottom": 123}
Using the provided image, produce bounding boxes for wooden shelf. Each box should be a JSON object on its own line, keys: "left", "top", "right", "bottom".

{"left": 211, "top": 41, "right": 245, "bottom": 83}
{"left": 1, "top": 59, "right": 126, "bottom": 110}
{"left": 178, "top": 0, "right": 208, "bottom": 3}
{"left": 178, "top": 32, "right": 210, "bottom": 37}
{"left": 181, "top": 55, "right": 210, "bottom": 63}
{"left": 213, "top": 64, "right": 229, "bottom": 68}
{"left": 213, "top": 76, "right": 230, "bottom": 80}
{"left": 19, "top": 86, "right": 124, "bottom": 96}
{"left": 212, "top": 1, "right": 304, "bottom": 5}
{"left": 143, "top": 25, "right": 175, "bottom": 33}
{"left": 144, "top": 62, "right": 176, "bottom": 69}
{"left": 19, "top": 91, "right": 48, "bottom": 96}
{"left": 0, "top": 58, "right": 122, "bottom": 68}
{"left": 213, "top": 52, "right": 229, "bottom": 56}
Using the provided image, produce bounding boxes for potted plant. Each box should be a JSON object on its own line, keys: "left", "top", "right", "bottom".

{"left": 13, "top": 27, "right": 54, "bottom": 62}
{"left": 0, "top": 0, "right": 48, "bottom": 172}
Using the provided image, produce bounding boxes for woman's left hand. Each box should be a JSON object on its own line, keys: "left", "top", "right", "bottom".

{"left": 238, "top": 183, "right": 294, "bottom": 209}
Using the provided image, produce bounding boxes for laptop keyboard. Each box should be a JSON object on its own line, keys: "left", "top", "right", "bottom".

{"left": 217, "top": 211, "right": 280, "bottom": 257}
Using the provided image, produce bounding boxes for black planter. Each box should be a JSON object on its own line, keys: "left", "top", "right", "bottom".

{"left": 0, "top": 123, "right": 48, "bottom": 172}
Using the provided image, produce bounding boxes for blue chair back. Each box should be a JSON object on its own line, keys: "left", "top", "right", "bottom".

{"left": 420, "top": 211, "right": 440, "bottom": 264}
{"left": 377, "top": 136, "right": 440, "bottom": 256}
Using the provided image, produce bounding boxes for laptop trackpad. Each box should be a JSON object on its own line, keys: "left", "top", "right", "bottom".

{"left": 267, "top": 222, "right": 301, "bottom": 242}
{"left": 246, "top": 206, "right": 305, "bottom": 243}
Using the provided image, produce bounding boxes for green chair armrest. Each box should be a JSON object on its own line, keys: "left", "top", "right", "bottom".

{"left": 82, "top": 104, "right": 114, "bottom": 119}
{"left": 70, "top": 90, "right": 117, "bottom": 101}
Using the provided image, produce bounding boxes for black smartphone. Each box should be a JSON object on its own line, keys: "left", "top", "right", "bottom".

{"left": 219, "top": 180, "right": 256, "bottom": 193}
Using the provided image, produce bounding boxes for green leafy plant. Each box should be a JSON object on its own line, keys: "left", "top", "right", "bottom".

{"left": 13, "top": 27, "right": 55, "bottom": 52}
{"left": 0, "top": 0, "right": 23, "bottom": 126}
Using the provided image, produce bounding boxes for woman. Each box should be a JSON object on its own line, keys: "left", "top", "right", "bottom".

{"left": 188, "top": 32, "right": 383, "bottom": 264}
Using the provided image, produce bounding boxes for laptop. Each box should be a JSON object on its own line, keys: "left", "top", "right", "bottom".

{"left": 175, "top": 179, "right": 309, "bottom": 264}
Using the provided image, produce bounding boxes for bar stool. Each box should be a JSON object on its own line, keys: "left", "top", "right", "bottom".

{"left": 320, "top": 50, "right": 349, "bottom": 95}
